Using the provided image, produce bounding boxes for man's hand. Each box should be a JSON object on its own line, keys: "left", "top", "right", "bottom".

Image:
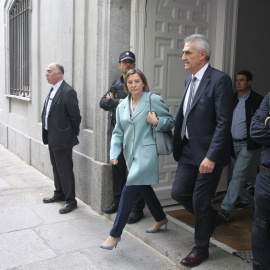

{"left": 111, "top": 159, "right": 118, "bottom": 165}
{"left": 106, "top": 92, "right": 114, "bottom": 99}
{"left": 199, "top": 157, "right": 215, "bottom": 174}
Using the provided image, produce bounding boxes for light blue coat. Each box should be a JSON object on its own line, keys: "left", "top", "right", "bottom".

{"left": 110, "top": 91, "right": 175, "bottom": 186}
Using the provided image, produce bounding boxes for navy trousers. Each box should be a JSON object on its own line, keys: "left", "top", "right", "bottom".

{"left": 171, "top": 139, "right": 223, "bottom": 251}
{"left": 251, "top": 172, "right": 270, "bottom": 268}
{"left": 110, "top": 185, "right": 166, "bottom": 237}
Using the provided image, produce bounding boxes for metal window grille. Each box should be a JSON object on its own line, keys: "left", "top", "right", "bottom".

{"left": 9, "top": 0, "right": 30, "bottom": 98}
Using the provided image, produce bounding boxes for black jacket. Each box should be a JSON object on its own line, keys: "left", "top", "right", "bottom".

{"left": 99, "top": 76, "right": 127, "bottom": 128}
{"left": 233, "top": 89, "right": 263, "bottom": 151}
{"left": 42, "top": 80, "right": 81, "bottom": 150}
{"left": 250, "top": 92, "right": 270, "bottom": 169}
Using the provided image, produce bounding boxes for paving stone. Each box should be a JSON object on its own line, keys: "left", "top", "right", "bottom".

{"left": 0, "top": 229, "right": 56, "bottom": 269}
{"left": 0, "top": 207, "right": 41, "bottom": 233}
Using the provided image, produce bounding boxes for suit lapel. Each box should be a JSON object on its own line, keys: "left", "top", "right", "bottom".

{"left": 190, "top": 65, "right": 212, "bottom": 110}
{"left": 49, "top": 81, "right": 64, "bottom": 115}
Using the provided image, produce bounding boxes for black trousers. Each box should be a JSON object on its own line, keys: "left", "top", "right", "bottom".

{"left": 251, "top": 172, "right": 270, "bottom": 268}
{"left": 49, "top": 145, "right": 77, "bottom": 205}
{"left": 112, "top": 150, "right": 145, "bottom": 212}
{"left": 171, "top": 139, "right": 222, "bottom": 251}
{"left": 110, "top": 185, "right": 166, "bottom": 237}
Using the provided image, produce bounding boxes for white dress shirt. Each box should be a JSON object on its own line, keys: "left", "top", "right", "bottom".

{"left": 45, "top": 80, "right": 63, "bottom": 130}
{"left": 183, "top": 63, "right": 209, "bottom": 138}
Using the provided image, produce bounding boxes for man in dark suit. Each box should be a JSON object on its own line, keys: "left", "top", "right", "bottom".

{"left": 42, "top": 63, "right": 81, "bottom": 214}
{"left": 171, "top": 34, "right": 233, "bottom": 267}
{"left": 250, "top": 92, "right": 270, "bottom": 270}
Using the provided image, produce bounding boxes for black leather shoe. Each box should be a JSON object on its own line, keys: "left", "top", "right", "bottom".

{"left": 253, "top": 260, "right": 269, "bottom": 270}
{"left": 127, "top": 211, "right": 143, "bottom": 224}
{"left": 59, "top": 204, "right": 77, "bottom": 214}
{"left": 180, "top": 249, "right": 209, "bottom": 267}
{"left": 102, "top": 200, "right": 119, "bottom": 214}
{"left": 43, "top": 196, "right": 65, "bottom": 203}
{"left": 219, "top": 209, "right": 230, "bottom": 221}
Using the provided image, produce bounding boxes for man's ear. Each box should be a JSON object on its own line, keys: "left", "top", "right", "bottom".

{"left": 200, "top": 50, "right": 206, "bottom": 59}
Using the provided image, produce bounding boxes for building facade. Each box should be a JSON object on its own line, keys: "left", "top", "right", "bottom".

{"left": 0, "top": 0, "right": 269, "bottom": 213}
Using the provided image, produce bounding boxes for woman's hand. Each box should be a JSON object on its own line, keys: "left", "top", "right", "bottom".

{"left": 147, "top": 112, "right": 159, "bottom": 126}
{"left": 111, "top": 159, "right": 118, "bottom": 165}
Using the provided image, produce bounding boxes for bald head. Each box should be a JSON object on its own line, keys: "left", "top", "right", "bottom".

{"left": 46, "top": 63, "right": 64, "bottom": 85}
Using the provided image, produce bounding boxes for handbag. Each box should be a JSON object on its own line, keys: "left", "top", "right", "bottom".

{"left": 149, "top": 93, "right": 173, "bottom": 155}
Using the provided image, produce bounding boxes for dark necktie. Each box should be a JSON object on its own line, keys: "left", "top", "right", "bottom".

{"left": 42, "top": 86, "right": 54, "bottom": 128}
{"left": 181, "top": 76, "right": 196, "bottom": 139}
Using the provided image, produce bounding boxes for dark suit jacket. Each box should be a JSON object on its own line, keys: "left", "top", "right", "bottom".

{"left": 233, "top": 90, "right": 263, "bottom": 151}
{"left": 173, "top": 65, "right": 233, "bottom": 167}
{"left": 99, "top": 76, "right": 127, "bottom": 129}
{"left": 250, "top": 92, "right": 270, "bottom": 169}
{"left": 42, "top": 80, "right": 81, "bottom": 150}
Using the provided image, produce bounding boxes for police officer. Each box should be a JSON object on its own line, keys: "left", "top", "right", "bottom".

{"left": 99, "top": 51, "right": 145, "bottom": 224}
{"left": 250, "top": 92, "right": 270, "bottom": 270}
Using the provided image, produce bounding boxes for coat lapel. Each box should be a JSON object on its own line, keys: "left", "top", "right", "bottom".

{"left": 122, "top": 96, "right": 133, "bottom": 123}
{"left": 131, "top": 92, "right": 148, "bottom": 120}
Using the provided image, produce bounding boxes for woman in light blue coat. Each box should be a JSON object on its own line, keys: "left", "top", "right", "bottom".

{"left": 100, "top": 69, "right": 175, "bottom": 250}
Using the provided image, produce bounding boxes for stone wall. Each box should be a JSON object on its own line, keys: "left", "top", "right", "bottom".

{"left": 0, "top": 0, "right": 132, "bottom": 213}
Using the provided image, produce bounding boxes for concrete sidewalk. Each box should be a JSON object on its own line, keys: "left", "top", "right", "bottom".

{"left": 0, "top": 144, "right": 251, "bottom": 270}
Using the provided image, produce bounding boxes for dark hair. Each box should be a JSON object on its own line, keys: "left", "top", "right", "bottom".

{"left": 124, "top": 69, "right": 150, "bottom": 94}
{"left": 237, "top": 70, "right": 252, "bottom": 81}
{"left": 56, "top": 63, "right": 64, "bottom": 75}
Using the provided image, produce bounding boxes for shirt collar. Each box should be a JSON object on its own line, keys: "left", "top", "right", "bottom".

{"left": 193, "top": 63, "right": 209, "bottom": 81}
{"left": 52, "top": 80, "right": 63, "bottom": 92}
{"left": 238, "top": 89, "right": 251, "bottom": 101}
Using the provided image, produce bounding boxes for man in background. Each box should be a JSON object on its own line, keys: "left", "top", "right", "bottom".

{"left": 42, "top": 63, "right": 81, "bottom": 214}
{"left": 219, "top": 70, "right": 263, "bottom": 222}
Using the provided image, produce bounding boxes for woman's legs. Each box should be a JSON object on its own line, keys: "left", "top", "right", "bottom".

{"left": 138, "top": 185, "right": 166, "bottom": 222}
{"left": 110, "top": 185, "right": 139, "bottom": 237}
{"left": 103, "top": 185, "right": 165, "bottom": 246}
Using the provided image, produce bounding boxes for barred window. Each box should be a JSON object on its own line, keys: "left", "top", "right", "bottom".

{"left": 9, "top": 0, "right": 30, "bottom": 98}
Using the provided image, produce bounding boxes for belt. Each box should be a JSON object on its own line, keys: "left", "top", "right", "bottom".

{"left": 233, "top": 138, "right": 247, "bottom": 142}
{"left": 259, "top": 165, "right": 270, "bottom": 177}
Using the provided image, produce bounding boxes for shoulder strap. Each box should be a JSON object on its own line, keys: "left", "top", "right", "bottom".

{"left": 149, "top": 93, "right": 153, "bottom": 112}
{"left": 148, "top": 93, "right": 156, "bottom": 138}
